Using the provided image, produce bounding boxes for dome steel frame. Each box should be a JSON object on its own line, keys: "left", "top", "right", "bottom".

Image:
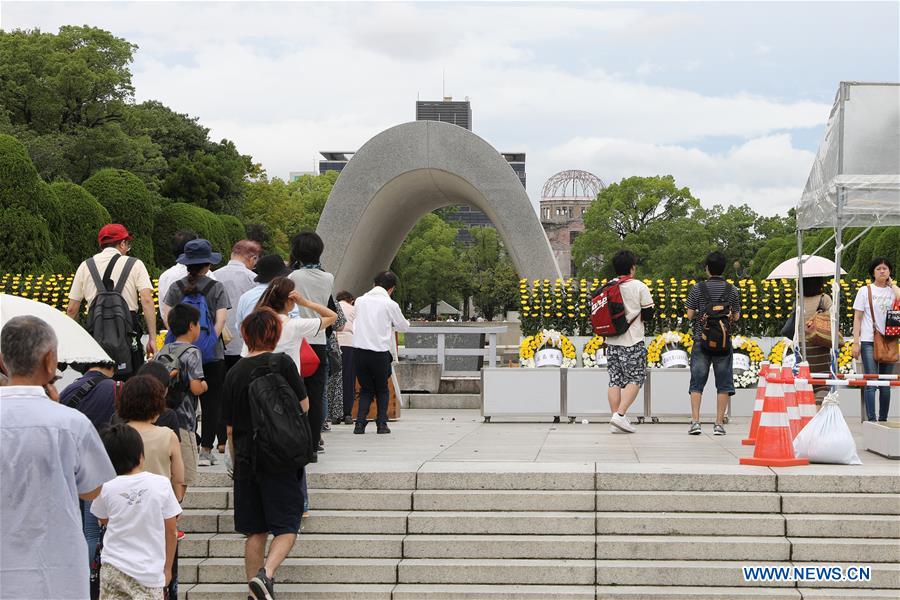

{"left": 541, "top": 169, "right": 605, "bottom": 201}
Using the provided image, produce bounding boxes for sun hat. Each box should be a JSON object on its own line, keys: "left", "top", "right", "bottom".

{"left": 177, "top": 239, "right": 222, "bottom": 266}
{"left": 254, "top": 254, "right": 291, "bottom": 283}
{"left": 97, "top": 224, "right": 132, "bottom": 246}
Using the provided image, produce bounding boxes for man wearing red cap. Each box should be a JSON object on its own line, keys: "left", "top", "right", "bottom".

{"left": 67, "top": 224, "right": 157, "bottom": 376}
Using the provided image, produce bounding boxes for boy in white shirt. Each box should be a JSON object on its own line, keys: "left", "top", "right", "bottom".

{"left": 92, "top": 424, "right": 181, "bottom": 599}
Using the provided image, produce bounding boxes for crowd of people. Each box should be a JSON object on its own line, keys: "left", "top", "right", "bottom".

{"left": 0, "top": 222, "right": 895, "bottom": 600}
{"left": 600, "top": 250, "right": 898, "bottom": 436}
{"left": 0, "top": 223, "right": 409, "bottom": 599}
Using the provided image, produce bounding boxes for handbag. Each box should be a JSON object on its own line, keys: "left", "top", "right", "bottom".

{"left": 805, "top": 296, "right": 839, "bottom": 348}
{"left": 867, "top": 285, "right": 899, "bottom": 363}
{"left": 299, "top": 338, "right": 320, "bottom": 378}
{"left": 886, "top": 298, "right": 900, "bottom": 338}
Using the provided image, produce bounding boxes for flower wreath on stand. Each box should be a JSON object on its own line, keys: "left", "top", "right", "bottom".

{"left": 582, "top": 335, "right": 606, "bottom": 368}
{"left": 647, "top": 331, "right": 694, "bottom": 368}
{"left": 519, "top": 329, "right": 577, "bottom": 368}
{"left": 767, "top": 337, "right": 794, "bottom": 367}
{"left": 732, "top": 335, "right": 764, "bottom": 388}
{"left": 769, "top": 338, "right": 855, "bottom": 376}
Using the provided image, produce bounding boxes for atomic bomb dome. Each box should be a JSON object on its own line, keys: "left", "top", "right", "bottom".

{"left": 539, "top": 169, "right": 605, "bottom": 276}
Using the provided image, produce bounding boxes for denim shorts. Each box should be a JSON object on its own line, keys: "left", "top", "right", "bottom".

{"left": 689, "top": 345, "right": 735, "bottom": 396}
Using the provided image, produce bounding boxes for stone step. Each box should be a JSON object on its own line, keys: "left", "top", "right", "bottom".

{"left": 308, "top": 489, "right": 413, "bottom": 511}
{"left": 596, "top": 491, "right": 779, "bottom": 513}
{"left": 407, "top": 511, "right": 595, "bottom": 535}
{"left": 397, "top": 558, "right": 596, "bottom": 585}
{"left": 415, "top": 463, "right": 595, "bottom": 490}
{"left": 795, "top": 589, "right": 900, "bottom": 599}
{"left": 595, "top": 587, "right": 801, "bottom": 599}
{"left": 596, "top": 464, "right": 775, "bottom": 492}
{"left": 784, "top": 514, "right": 900, "bottom": 539}
{"left": 413, "top": 489, "right": 595, "bottom": 512}
{"left": 392, "top": 584, "right": 595, "bottom": 598}
{"left": 596, "top": 561, "right": 899, "bottom": 589}
{"left": 790, "top": 537, "right": 900, "bottom": 563}
{"left": 781, "top": 493, "right": 900, "bottom": 515}
{"left": 596, "top": 535, "right": 790, "bottom": 561}
{"left": 403, "top": 534, "right": 594, "bottom": 559}
{"left": 195, "top": 558, "right": 399, "bottom": 584}
{"left": 438, "top": 377, "right": 481, "bottom": 394}
{"left": 182, "top": 487, "right": 230, "bottom": 510}
{"left": 406, "top": 393, "right": 481, "bottom": 409}
{"left": 202, "top": 533, "right": 404, "bottom": 558}
{"left": 185, "top": 583, "right": 394, "bottom": 599}
{"left": 181, "top": 509, "right": 411, "bottom": 534}
{"left": 596, "top": 512, "right": 784, "bottom": 536}
{"left": 771, "top": 467, "right": 900, "bottom": 494}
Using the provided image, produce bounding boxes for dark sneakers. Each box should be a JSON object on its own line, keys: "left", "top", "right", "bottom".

{"left": 353, "top": 422, "right": 366, "bottom": 434}
{"left": 343, "top": 415, "right": 353, "bottom": 425}
{"left": 377, "top": 424, "right": 391, "bottom": 434}
{"left": 249, "top": 568, "right": 275, "bottom": 600}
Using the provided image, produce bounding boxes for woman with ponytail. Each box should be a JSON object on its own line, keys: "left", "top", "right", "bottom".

{"left": 162, "top": 239, "right": 231, "bottom": 467}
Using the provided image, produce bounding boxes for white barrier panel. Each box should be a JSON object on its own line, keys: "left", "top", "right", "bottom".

{"left": 482, "top": 368, "right": 561, "bottom": 420}
{"left": 566, "top": 368, "right": 612, "bottom": 418}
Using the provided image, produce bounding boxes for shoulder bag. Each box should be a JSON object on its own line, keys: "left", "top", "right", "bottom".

{"left": 867, "top": 285, "right": 899, "bottom": 363}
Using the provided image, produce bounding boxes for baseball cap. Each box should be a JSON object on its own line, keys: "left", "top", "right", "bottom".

{"left": 97, "top": 224, "right": 133, "bottom": 246}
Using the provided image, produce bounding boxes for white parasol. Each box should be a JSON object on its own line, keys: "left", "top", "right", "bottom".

{"left": 0, "top": 294, "right": 113, "bottom": 365}
{"left": 766, "top": 255, "right": 847, "bottom": 280}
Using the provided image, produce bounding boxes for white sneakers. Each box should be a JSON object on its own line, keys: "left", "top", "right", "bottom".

{"left": 610, "top": 412, "right": 636, "bottom": 433}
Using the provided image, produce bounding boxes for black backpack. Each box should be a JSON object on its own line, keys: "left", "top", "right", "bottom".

{"left": 699, "top": 281, "right": 734, "bottom": 355}
{"left": 154, "top": 343, "right": 193, "bottom": 410}
{"left": 247, "top": 354, "right": 314, "bottom": 475}
{"left": 84, "top": 254, "right": 138, "bottom": 375}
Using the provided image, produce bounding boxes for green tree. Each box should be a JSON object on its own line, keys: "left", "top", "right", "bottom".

{"left": 391, "top": 213, "right": 466, "bottom": 318}
{"left": 83, "top": 168, "right": 156, "bottom": 266}
{"left": 219, "top": 214, "right": 246, "bottom": 250}
{"left": 50, "top": 181, "right": 111, "bottom": 265}
{"left": 287, "top": 170, "right": 339, "bottom": 231}
{"left": 241, "top": 177, "right": 304, "bottom": 255}
{"left": 153, "top": 202, "right": 232, "bottom": 267}
{"left": 0, "top": 208, "right": 54, "bottom": 272}
{"left": 573, "top": 175, "right": 700, "bottom": 277}
{"left": 465, "top": 227, "right": 519, "bottom": 320}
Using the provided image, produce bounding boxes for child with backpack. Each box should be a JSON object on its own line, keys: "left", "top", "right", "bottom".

{"left": 590, "top": 250, "right": 654, "bottom": 434}
{"left": 223, "top": 307, "right": 313, "bottom": 600}
{"left": 155, "top": 303, "right": 208, "bottom": 490}
{"left": 92, "top": 423, "right": 181, "bottom": 599}
{"left": 161, "top": 239, "right": 230, "bottom": 467}
{"left": 685, "top": 251, "right": 742, "bottom": 435}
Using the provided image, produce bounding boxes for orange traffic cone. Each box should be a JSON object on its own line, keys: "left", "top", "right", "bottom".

{"left": 781, "top": 366, "right": 802, "bottom": 439}
{"left": 795, "top": 361, "right": 816, "bottom": 430}
{"left": 740, "top": 371, "right": 809, "bottom": 467}
{"left": 742, "top": 361, "right": 770, "bottom": 446}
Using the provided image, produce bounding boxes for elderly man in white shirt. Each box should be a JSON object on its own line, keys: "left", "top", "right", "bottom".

{"left": 0, "top": 316, "right": 116, "bottom": 599}
{"left": 352, "top": 271, "right": 410, "bottom": 435}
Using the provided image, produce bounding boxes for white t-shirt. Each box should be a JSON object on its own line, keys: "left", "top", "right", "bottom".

{"left": 853, "top": 284, "right": 896, "bottom": 342}
{"left": 91, "top": 471, "right": 181, "bottom": 588}
{"left": 241, "top": 313, "right": 321, "bottom": 373}
{"left": 605, "top": 278, "right": 654, "bottom": 347}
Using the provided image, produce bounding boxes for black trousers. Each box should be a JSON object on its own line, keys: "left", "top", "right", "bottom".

{"left": 341, "top": 346, "right": 356, "bottom": 417}
{"left": 200, "top": 359, "right": 226, "bottom": 449}
{"left": 223, "top": 355, "right": 242, "bottom": 443}
{"left": 303, "top": 344, "right": 328, "bottom": 449}
{"left": 354, "top": 348, "right": 392, "bottom": 425}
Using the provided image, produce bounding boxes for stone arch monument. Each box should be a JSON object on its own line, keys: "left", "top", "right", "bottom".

{"left": 316, "top": 120, "right": 561, "bottom": 294}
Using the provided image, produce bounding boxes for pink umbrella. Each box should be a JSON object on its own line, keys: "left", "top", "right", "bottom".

{"left": 766, "top": 255, "right": 847, "bottom": 279}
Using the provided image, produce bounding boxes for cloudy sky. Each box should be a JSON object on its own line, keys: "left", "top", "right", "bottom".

{"left": 3, "top": 1, "right": 898, "bottom": 215}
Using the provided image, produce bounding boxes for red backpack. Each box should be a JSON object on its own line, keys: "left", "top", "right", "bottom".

{"left": 590, "top": 276, "right": 638, "bottom": 336}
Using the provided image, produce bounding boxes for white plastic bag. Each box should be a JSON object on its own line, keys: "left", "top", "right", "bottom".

{"left": 793, "top": 391, "right": 862, "bottom": 465}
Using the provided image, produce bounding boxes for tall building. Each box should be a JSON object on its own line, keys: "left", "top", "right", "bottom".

{"left": 318, "top": 151, "right": 355, "bottom": 174}
{"left": 416, "top": 97, "right": 473, "bottom": 130}
{"left": 539, "top": 170, "right": 605, "bottom": 277}
{"left": 415, "top": 97, "right": 525, "bottom": 243}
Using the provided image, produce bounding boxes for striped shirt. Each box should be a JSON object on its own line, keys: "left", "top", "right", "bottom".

{"left": 686, "top": 277, "right": 741, "bottom": 340}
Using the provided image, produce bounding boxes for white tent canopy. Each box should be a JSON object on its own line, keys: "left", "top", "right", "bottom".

{"left": 792, "top": 82, "right": 899, "bottom": 392}
{"left": 797, "top": 82, "right": 900, "bottom": 231}
{"left": 417, "top": 300, "right": 461, "bottom": 316}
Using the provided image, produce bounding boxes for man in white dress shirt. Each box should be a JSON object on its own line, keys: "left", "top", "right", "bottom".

{"left": 352, "top": 271, "right": 410, "bottom": 434}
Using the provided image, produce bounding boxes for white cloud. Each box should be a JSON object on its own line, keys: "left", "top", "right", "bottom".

{"left": 539, "top": 134, "right": 815, "bottom": 215}
{"left": 1, "top": 2, "right": 853, "bottom": 215}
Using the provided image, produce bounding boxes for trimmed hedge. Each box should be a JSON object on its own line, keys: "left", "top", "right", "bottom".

{"left": 83, "top": 168, "right": 156, "bottom": 265}
{"left": 0, "top": 134, "right": 42, "bottom": 213}
{"left": 51, "top": 182, "right": 111, "bottom": 265}
{"left": 0, "top": 208, "right": 54, "bottom": 273}
{"left": 153, "top": 202, "right": 232, "bottom": 267}
{"left": 219, "top": 214, "right": 246, "bottom": 251}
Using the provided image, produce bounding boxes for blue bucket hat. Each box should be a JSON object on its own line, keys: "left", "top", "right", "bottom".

{"left": 177, "top": 239, "right": 222, "bottom": 266}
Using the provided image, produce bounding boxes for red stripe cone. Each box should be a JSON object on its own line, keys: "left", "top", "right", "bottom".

{"left": 781, "top": 366, "right": 802, "bottom": 439}
{"left": 742, "top": 361, "right": 770, "bottom": 446}
{"left": 740, "top": 371, "right": 809, "bottom": 467}
{"left": 795, "top": 361, "right": 817, "bottom": 430}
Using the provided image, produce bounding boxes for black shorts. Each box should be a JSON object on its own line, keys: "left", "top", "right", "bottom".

{"left": 233, "top": 469, "right": 304, "bottom": 536}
